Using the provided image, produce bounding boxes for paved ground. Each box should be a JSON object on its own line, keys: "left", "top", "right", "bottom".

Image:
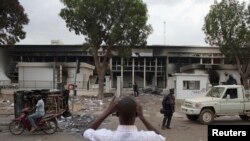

{"left": 0, "top": 91, "right": 250, "bottom": 141}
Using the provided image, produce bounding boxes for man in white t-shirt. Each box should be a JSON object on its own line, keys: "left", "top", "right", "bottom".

{"left": 83, "top": 96, "right": 165, "bottom": 141}
{"left": 28, "top": 95, "right": 45, "bottom": 132}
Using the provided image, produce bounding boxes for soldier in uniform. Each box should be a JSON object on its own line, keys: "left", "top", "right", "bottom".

{"left": 161, "top": 88, "right": 175, "bottom": 129}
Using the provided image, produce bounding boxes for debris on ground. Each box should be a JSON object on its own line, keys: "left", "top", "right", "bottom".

{"left": 0, "top": 91, "right": 175, "bottom": 136}
{"left": 57, "top": 114, "right": 96, "bottom": 134}
{"left": 141, "top": 85, "right": 163, "bottom": 95}
{"left": 0, "top": 99, "right": 11, "bottom": 106}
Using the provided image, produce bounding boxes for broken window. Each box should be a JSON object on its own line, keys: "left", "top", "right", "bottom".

{"left": 183, "top": 81, "right": 200, "bottom": 90}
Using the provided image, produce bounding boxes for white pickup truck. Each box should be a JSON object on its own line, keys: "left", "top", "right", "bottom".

{"left": 181, "top": 85, "right": 250, "bottom": 124}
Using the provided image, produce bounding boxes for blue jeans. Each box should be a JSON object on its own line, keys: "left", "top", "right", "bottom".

{"left": 28, "top": 112, "right": 42, "bottom": 128}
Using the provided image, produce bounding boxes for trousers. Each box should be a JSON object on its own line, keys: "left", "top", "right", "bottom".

{"left": 28, "top": 112, "right": 43, "bottom": 128}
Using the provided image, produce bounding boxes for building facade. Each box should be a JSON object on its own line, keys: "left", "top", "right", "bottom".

{"left": 17, "top": 62, "right": 94, "bottom": 89}
{"left": 2, "top": 45, "right": 240, "bottom": 91}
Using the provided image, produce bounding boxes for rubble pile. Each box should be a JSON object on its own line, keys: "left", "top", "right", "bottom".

{"left": 82, "top": 98, "right": 103, "bottom": 111}
{"left": 58, "top": 115, "right": 96, "bottom": 134}
{"left": 0, "top": 99, "right": 11, "bottom": 106}
{"left": 59, "top": 97, "right": 106, "bottom": 135}
{"left": 0, "top": 99, "right": 14, "bottom": 115}
{"left": 70, "top": 97, "right": 104, "bottom": 112}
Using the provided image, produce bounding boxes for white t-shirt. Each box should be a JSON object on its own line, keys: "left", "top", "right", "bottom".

{"left": 84, "top": 125, "right": 166, "bottom": 141}
{"left": 36, "top": 99, "right": 45, "bottom": 116}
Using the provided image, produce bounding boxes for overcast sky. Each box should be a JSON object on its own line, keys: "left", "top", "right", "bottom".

{"left": 18, "top": 0, "right": 250, "bottom": 46}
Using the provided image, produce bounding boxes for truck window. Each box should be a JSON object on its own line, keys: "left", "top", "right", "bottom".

{"left": 223, "top": 89, "right": 237, "bottom": 99}
{"left": 206, "top": 87, "right": 225, "bottom": 98}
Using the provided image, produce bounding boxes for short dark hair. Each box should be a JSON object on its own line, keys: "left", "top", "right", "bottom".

{"left": 117, "top": 96, "right": 137, "bottom": 120}
{"left": 37, "top": 95, "right": 43, "bottom": 100}
{"left": 170, "top": 88, "right": 175, "bottom": 94}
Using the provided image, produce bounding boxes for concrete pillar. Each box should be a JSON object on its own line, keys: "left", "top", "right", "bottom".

{"left": 211, "top": 54, "right": 214, "bottom": 64}
{"left": 109, "top": 58, "right": 113, "bottom": 88}
{"left": 200, "top": 58, "right": 203, "bottom": 64}
{"left": 221, "top": 59, "right": 225, "bottom": 64}
{"left": 132, "top": 58, "right": 135, "bottom": 86}
{"left": 155, "top": 57, "right": 158, "bottom": 86}
{"left": 166, "top": 57, "right": 169, "bottom": 88}
{"left": 117, "top": 76, "right": 121, "bottom": 97}
{"left": 0, "top": 49, "right": 11, "bottom": 85}
{"left": 121, "top": 57, "right": 123, "bottom": 88}
{"left": 53, "top": 62, "right": 56, "bottom": 89}
{"left": 105, "top": 76, "right": 110, "bottom": 93}
{"left": 144, "top": 58, "right": 146, "bottom": 88}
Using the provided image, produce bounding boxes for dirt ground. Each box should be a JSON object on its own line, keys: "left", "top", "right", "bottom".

{"left": 0, "top": 92, "right": 249, "bottom": 141}
{"left": 0, "top": 92, "right": 206, "bottom": 141}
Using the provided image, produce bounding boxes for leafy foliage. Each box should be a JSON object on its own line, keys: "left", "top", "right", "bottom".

{"left": 203, "top": 0, "right": 250, "bottom": 88}
{"left": 60, "top": 0, "right": 152, "bottom": 98}
{"left": 0, "top": 0, "right": 29, "bottom": 45}
{"left": 60, "top": 0, "right": 152, "bottom": 48}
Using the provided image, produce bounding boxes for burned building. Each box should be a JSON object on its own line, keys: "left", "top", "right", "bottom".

{"left": 1, "top": 45, "right": 240, "bottom": 91}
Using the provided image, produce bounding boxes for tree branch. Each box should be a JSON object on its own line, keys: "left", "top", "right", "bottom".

{"left": 245, "top": 58, "right": 250, "bottom": 77}
{"left": 103, "top": 46, "right": 112, "bottom": 66}
{"left": 235, "top": 55, "right": 244, "bottom": 76}
{"left": 93, "top": 46, "right": 100, "bottom": 75}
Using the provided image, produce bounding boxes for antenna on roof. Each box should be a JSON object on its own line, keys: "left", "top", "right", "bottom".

{"left": 163, "top": 21, "right": 166, "bottom": 45}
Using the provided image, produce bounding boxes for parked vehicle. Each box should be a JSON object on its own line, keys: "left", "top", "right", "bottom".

{"left": 181, "top": 85, "right": 250, "bottom": 124}
{"left": 9, "top": 108, "right": 57, "bottom": 135}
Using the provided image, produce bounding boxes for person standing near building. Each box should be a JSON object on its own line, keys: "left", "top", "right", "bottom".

{"left": 161, "top": 88, "right": 175, "bottom": 130}
{"left": 133, "top": 82, "right": 139, "bottom": 97}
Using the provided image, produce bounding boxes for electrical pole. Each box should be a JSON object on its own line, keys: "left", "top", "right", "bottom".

{"left": 164, "top": 21, "right": 166, "bottom": 45}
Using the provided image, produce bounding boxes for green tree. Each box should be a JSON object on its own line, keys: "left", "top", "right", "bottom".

{"left": 203, "top": 0, "right": 250, "bottom": 89}
{"left": 60, "top": 0, "right": 152, "bottom": 98}
{"left": 0, "top": 0, "right": 29, "bottom": 45}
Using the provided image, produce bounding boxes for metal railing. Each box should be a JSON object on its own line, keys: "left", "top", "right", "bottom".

{"left": 0, "top": 80, "right": 11, "bottom": 85}
{"left": 0, "top": 84, "right": 18, "bottom": 89}
{"left": 19, "top": 80, "right": 53, "bottom": 89}
{"left": 18, "top": 80, "right": 89, "bottom": 89}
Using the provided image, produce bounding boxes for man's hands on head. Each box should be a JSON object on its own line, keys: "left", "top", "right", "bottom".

{"left": 136, "top": 103, "right": 144, "bottom": 119}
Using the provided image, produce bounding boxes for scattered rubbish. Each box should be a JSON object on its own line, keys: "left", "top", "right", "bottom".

{"left": 0, "top": 99, "right": 11, "bottom": 104}
{"left": 57, "top": 115, "right": 96, "bottom": 135}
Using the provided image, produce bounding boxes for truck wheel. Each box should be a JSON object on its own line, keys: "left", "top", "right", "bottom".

{"left": 239, "top": 115, "right": 250, "bottom": 121}
{"left": 199, "top": 109, "right": 214, "bottom": 125}
{"left": 186, "top": 115, "right": 198, "bottom": 121}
